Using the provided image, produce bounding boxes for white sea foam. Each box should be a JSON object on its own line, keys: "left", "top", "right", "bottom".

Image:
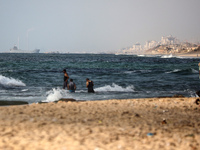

{"left": 0, "top": 75, "right": 26, "bottom": 87}
{"left": 191, "top": 68, "right": 198, "bottom": 73}
{"left": 137, "top": 54, "right": 145, "bottom": 57}
{"left": 95, "top": 83, "right": 135, "bottom": 92}
{"left": 124, "top": 71, "right": 136, "bottom": 74}
{"left": 184, "top": 89, "right": 197, "bottom": 97}
{"left": 161, "top": 54, "right": 174, "bottom": 58}
{"left": 43, "top": 87, "right": 66, "bottom": 102}
{"left": 166, "top": 68, "right": 198, "bottom": 74}
{"left": 166, "top": 69, "right": 181, "bottom": 74}
{"left": 21, "top": 89, "right": 29, "bottom": 92}
{"left": 139, "top": 70, "right": 152, "bottom": 73}
{"left": 124, "top": 70, "right": 151, "bottom": 74}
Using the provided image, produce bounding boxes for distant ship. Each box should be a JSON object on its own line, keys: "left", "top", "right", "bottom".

{"left": 9, "top": 45, "right": 40, "bottom": 53}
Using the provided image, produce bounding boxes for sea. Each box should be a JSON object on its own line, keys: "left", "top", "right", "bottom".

{"left": 0, "top": 53, "right": 200, "bottom": 104}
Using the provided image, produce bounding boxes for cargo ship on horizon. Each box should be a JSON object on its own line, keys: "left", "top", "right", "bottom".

{"left": 9, "top": 45, "right": 40, "bottom": 53}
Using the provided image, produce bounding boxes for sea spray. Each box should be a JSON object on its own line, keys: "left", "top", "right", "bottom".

{"left": 191, "top": 68, "right": 198, "bottom": 73}
{"left": 95, "top": 83, "right": 135, "bottom": 92}
{"left": 43, "top": 87, "right": 68, "bottom": 102}
{"left": 166, "top": 68, "right": 198, "bottom": 74}
{"left": 0, "top": 75, "right": 26, "bottom": 87}
{"left": 161, "top": 54, "right": 174, "bottom": 58}
{"left": 166, "top": 69, "right": 182, "bottom": 74}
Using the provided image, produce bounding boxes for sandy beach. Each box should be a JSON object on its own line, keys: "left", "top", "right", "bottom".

{"left": 0, "top": 97, "right": 200, "bottom": 150}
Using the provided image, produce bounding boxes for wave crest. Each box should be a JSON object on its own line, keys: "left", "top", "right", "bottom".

{"left": 43, "top": 88, "right": 66, "bottom": 102}
{"left": 0, "top": 75, "right": 26, "bottom": 88}
{"left": 166, "top": 68, "right": 198, "bottom": 74}
{"left": 95, "top": 83, "right": 135, "bottom": 92}
{"left": 161, "top": 54, "right": 174, "bottom": 58}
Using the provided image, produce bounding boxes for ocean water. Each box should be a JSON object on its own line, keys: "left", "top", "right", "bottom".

{"left": 0, "top": 53, "right": 200, "bottom": 103}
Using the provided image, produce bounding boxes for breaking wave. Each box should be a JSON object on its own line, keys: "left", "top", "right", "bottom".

{"left": 166, "top": 68, "right": 198, "bottom": 74}
{"left": 0, "top": 75, "right": 26, "bottom": 88}
{"left": 95, "top": 83, "right": 135, "bottom": 92}
{"left": 43, "top": 84, "right": 135, "bottom": 102}
{"left": 161, "top": 54, "right": 174, "bottom": 58}
{"left": 43, "top": 87, "right": 67, "bottom": 102}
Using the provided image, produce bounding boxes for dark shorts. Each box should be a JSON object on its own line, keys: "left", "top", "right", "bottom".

{"left": 63, "top": 81, "right": 68, "bottom": 89}
{"left": 88, "top": 88, "right": 95, "bottom": 93}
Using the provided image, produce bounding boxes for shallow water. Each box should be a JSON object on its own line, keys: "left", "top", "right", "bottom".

{"left": 0, "top": 53, "right": 199, "bottom": 103}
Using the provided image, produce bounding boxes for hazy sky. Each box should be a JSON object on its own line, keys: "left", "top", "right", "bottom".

{"left": 0, "top": 0, "right": 200, "bottom": 53}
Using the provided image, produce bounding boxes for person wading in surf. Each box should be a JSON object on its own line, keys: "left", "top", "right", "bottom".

{"left": 196, "top": 63, "right": 200, "bottom": 101}
{"left": 198, "top": 63, "right": 200, "bottom": 75}
{"left": 86, "top": 78, "right": 95, "bottom": 93}
{"left": 68, "top": 79, "right": 76, "bottom": 92}
{"left": 63, "top": 69, "right": 69, "bottom": 89}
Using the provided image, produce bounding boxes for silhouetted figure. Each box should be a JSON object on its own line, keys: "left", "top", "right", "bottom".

{"left": 68, "top": 79, "right": 76, "bottom": 93}
{"left": 63, "top": 69, "right": 69, "bottom": 89}
{"left": 86, "top": 78, "right": 95, "bottom": 93}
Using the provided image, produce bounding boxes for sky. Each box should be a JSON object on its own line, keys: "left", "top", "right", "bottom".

{"left": 0, "top": 0, "right": 200, "bottom": 53}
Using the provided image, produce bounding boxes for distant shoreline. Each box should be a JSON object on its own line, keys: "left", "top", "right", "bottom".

{"left": 144, "top": 52, "right": 200, "bottom": 58}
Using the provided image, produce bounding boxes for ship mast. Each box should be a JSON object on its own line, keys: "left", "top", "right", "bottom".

{"left": 18, "top": 37, "right": 20, "bottom": 49}
{"left": 27, "top": 33, "right": 29, "bottom": 50}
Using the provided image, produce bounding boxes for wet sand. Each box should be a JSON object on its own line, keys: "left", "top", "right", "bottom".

{"left": 0, "top": 97, "right": 200, "bottom": 150}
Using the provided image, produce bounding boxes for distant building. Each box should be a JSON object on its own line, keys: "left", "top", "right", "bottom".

{"left": 121, "top": 47, "right": 133, "bottom": 54}
{"left": 119, "top": 43, "right": 143, "bottom": 54}
{"left": 161, "top": 35, "right": 179, "bottom": 45}
{"left": 116, "top": 35, "right": 193, "bottom": 55}
{"left": 132, "top": 43, "right": 142, "bottom": 51}
{"left": 144, "top": 40, "right": 158, "bottom": 50}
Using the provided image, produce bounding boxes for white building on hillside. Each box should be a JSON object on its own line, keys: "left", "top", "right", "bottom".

{"left": 161, "top": 35, "right": 179, "bottom": 45}
{"left": 132, "top": 43, "right": 142, "bottom": 51}
{"left": 120, "top": 43, "right": 143, "bottom": 54}
{"left": 144, "top": 40, "right": 158, "bottom": 50}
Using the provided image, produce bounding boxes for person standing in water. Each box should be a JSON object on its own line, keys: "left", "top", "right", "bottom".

{"left": 68, "top": 79, "right": 76, "bottom": 92}
{"left": 63, "top": 69, "right": 69, "bottom": 89}
{"left": 198, "top": 63, "right": 200, "bottom": 75}
{"left": 86, "top": 78, "right": 95, "bottom": 93}
{"left": 196, "top": 63, "right": 200, "bottom": 97}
